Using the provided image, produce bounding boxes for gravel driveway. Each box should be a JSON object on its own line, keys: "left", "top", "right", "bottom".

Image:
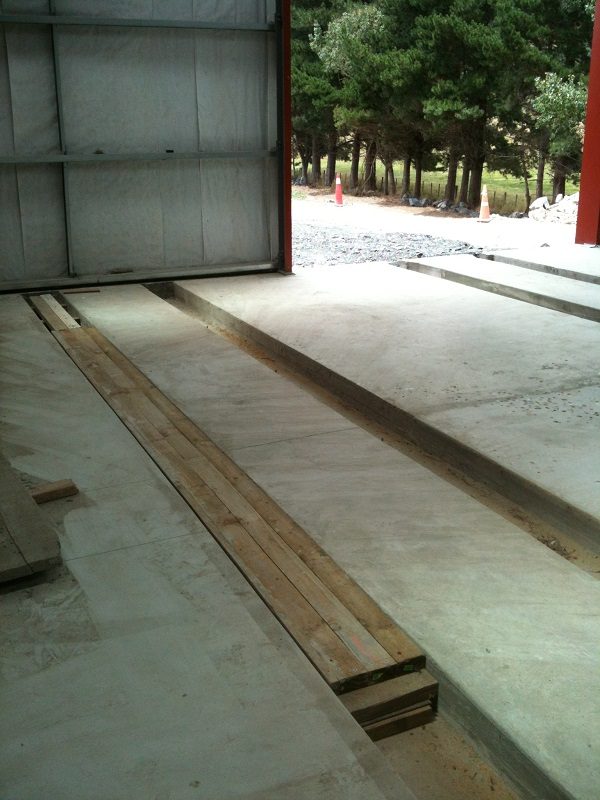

{"left": 293, "top": 222, "right": 477, "bottom": 267}
{"left": 291, "top": 190, "right": 575, "bottom": 268}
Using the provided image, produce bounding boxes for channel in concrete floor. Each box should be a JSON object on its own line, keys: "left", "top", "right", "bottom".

{"left": 173, "top": 263, "right": 600, "bottom": 553}
{"left": 66, "top": 283, "right": 600, "bottom": 800}
{"left": 0, "top": 295, "right": 414, "bottom": 800}
{"left": 481, "top": 245, "right": 600, "bottom": 284}
{"left": 400, "top": 254, "right": 600, "bottom": 322}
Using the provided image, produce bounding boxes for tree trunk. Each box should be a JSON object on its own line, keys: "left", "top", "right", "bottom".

{"left": 552, "top": 160, "right": 567, "bottom": 202}
{"left": 467, "top": 155, "right": 485, "bottom": 209}
{"left": 300, "top": 153, "right": 310, "bottom": 184}
{"left": 458, "top": 161, "right": 470, "bottom": 204}
{"left": 364, "top": 139, "right": 377, "bottom": 192}
{"left": 383, "top": 162, "right": 389, "bottom": 195}
{"left": 325, "top": 131, "right": 337, "bottom": 187}
{"left": 401, "top": 156, "right": 411, "bottom": 196}
{"left": 444, "top": 151, "right": 459, "bottom": 202}
{"left": 536, "top": 151, "right": 546, "bottom": 199}
{"left": 522, "top": 157, "right": 531, "bottom": 212}
{"left": 311, "top": 132, "right": 321, "bottom": 185}
{"left": 413, "top": 154, "right": 423, "bottom": 199}
{"left": 350, "top": 132, "right": 361, "bottom": 190}
{"left": 388, "top": 164, "right": 396, "bottom": 195}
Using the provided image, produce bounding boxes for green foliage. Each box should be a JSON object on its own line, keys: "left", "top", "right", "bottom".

{"left": 311, "top": 5, "right": 387, "bottom": 78}
{"left": 291, "top": 0, "right": 594, "bottom": 199}
{"left": 532, "top": 73, "right": 588, "bottom": 158}
{"left": 291, "top": 0, "right": 347, "bottom": 160}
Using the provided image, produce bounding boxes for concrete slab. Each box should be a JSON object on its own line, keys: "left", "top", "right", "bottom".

{"left": 174, "top": 265, "right": 600, "bottom": 551}
{"left": 401, "top": 254, "right": 600, "bottom": 322}
{"left": 65, "top": 284, "right": 600, "bottom": 800}
{"left": 71, "top": 284, "right": 356, "bottom": 452}
{"left": 482, "top": 245, "right": 600, "bottom": 284}
{"left": 0, "top": 295, "right": 414, "bottom": 800}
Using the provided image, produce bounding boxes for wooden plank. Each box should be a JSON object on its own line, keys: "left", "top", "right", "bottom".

{"left": 73, "top": 333, "right": 387, "bottom": 668}
{"left": 183, "top": 448, "right": 395, "bottom": 672}
{"left": 51, "top": 325, "right": 428, "bottom": 694}
{"left": 189, "top": 439, "right": 424, "bottom": 670}
{"left": 363, "top": 706, "right": 436, "bottom": 741}
{"left": 71, "top": 351, "right": 396, "bottom": 675}
{"left": 30, "top": 479, "right": 78, "bottom": 504}
{"left": 61, "top": 287, "right": 101, "bottom": 294}
{"left": 30, "top": 294, "right": 79, "bottom": 331}
{"left": 85, "top": 327, "right": 156, "bottom": 392}
{"left": 149, "top": 440, "right": 367, "bottom": 686}
{"left": 340, "top": 670, "right": 438, "bottom": 726}
{"left": 77, "top": 329, "right": 423, "bottom": 670}
{"left": 0, "top": 454, "right": 61, "bottom": 573}
{"left": 60, "top": 328, "right": 137, "bottom": 393}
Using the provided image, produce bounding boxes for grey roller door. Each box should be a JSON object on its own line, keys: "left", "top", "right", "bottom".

{"left": 0, "top": 0, "right": 282, "bottom": 290}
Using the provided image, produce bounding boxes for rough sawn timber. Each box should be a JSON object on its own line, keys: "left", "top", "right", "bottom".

{"left": 42, "top": 308, "right": 436, "bottom": 736}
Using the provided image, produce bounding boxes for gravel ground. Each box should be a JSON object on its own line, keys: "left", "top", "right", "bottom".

{"left": 292, "top": 190, "right": 576, "bottom": 254}
{"left": 293, "top": 221, "right": 478, "bottom": 267}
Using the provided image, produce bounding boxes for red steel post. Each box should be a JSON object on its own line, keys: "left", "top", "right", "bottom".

{"left": 576, "top": 0, "right": 600, "bottom": 244}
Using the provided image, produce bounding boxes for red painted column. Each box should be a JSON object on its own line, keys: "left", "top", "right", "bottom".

{"left": 576, "top": 0, "right": 600, "bottom": 244}
{"left": 280, "top": 0, "right": 293, "bottom": 272}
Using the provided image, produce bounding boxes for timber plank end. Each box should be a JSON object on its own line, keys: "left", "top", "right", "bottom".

{"left": 30, "top": 479, "right": 79, "bottom": 504}
{"left": 331, "top": 654, "right": 427, "bottom": 695}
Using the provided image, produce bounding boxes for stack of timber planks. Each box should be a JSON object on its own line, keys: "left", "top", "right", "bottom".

{"left": 31, "top": 294, "right": 438, "bottom": 739}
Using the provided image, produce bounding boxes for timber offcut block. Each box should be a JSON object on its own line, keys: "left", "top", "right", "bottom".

{"left": 30, "top": 479, "right": 79, "bottom": 504}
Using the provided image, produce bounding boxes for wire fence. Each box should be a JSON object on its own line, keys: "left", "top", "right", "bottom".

{"left": 293, "top": 168, "right": 532, "bottom": 213}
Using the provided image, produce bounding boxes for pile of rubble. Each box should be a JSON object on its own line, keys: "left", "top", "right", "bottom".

{"left": 400, "top": 195, "right": 479, "bottom": 216}
{"left": 528, "top": 192, "right": 579, "bottom": 224}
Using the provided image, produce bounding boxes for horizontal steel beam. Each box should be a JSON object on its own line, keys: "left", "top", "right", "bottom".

{"left": 0, "top": 150, "right": 276, "bottom": 166}
{"left": 0, "top": 14, "right": 273, "bottom": 32}
{"left": 0, "top": 262, "right": 275, "bottom": 294}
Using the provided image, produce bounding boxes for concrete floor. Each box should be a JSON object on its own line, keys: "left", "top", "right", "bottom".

{"left": 64, "top": 283, "right": 600, "bottom": 800}
{"left": 0, "top": 296, "right": 416, "bottom": 800}
{"left": 175, "top": 263, "right": 600, "bottom": 553}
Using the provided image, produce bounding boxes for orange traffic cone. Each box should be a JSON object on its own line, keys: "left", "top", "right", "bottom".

{"left": 335, "top": 173, "right": 343, "bottom": 207}
{"left": 478, "top": 185, "right": 490, "bottom": 223}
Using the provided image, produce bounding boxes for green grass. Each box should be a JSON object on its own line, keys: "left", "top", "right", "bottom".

{"left": 299, "top": 158, "right": 579, "bottom": 213}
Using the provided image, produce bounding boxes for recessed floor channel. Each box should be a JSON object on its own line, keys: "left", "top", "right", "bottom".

{"left": 26, "top": 295, "right": 439, "bottom": 721}
{"left": 173, "top": 263, "right": 600, "bottom": 558}
{"left": 61, "top": 282, "right": 600, "bottom": 799}
{"left": 2, "top": 279, "right": 599, "bottom": 800}
{"left": 399, "top": 253, "right": 600, "bottom": 323}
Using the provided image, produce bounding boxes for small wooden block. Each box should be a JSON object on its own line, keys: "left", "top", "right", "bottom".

{"left": 30, "top": 479, "right": 79, "bottom": 504}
